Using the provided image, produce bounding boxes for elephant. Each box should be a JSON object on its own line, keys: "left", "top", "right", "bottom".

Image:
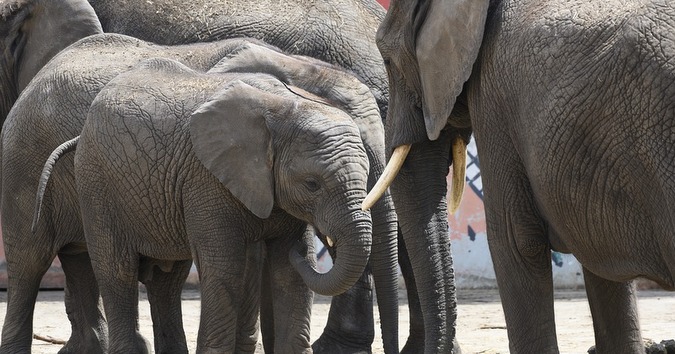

{"left": 86, "top": 0, "right": 389, "bottom": 121}
{"left": 366, "top": 0, "right": 675, "bottom": 353}
{"left": 0, "top": 0, "right": 101, "bottom": 123}
{"left": 83, "top": 2, "right": 402, "bottom": 348}
{"left": 47, "top": 58, "right": 373, "bottom": 353}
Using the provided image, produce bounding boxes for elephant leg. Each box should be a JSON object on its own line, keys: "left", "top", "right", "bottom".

{"left": 236, "top": 242, "right": 263, "bottom": 353}
{"left": 312, "top": 237, "right": 375, "bottom": 354}
{"left": 477, "top": 131, "right": 556, "bottom": 353}
{"left": 398, "top": 234, "right": 425, "bottom": 353}
{"left": 260, "top": 258, "right": 275, "bottom": 352}
{"left": 583, "top": 268, "right": 643, "bottom": 353}
{"left": 265, "top": 228, "right": 313, "bottom": 354}
{"left": 0, "top": 246, "right": 53, "bottom": 354}
{"left": 86, "top": 226, "right": 149, "bottom": 353}
{"left": 57, "top": 251, "right": 107, "bottom": 354}
{"left": 95, "top": 252, "right": 150, "bottom": 354}
{"left": 312, "top": 268, "right": 375, "bottom": 354}
{"left": 192, "top": 240, "right": 247, "bottom": 353}
{"left": 143, "top": 259, "right": 191, "bottom": 354}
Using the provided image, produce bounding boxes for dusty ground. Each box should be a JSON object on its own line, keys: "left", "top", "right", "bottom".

{"left": 1, "top": 287, "right": 674, "bottom": 353}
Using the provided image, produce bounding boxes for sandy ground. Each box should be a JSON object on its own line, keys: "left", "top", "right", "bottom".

{"left": 1, "top": 287, "right": 674, "bottom": 353}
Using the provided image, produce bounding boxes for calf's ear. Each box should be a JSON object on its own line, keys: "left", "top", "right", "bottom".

{"left": 415, "top": 0, "right": 489, "bottom": 140}
{"left": 189, "top": 80, "right": 276, "bottom": 219}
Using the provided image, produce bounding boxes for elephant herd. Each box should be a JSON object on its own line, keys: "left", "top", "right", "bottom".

{"left": 1, "top": 0, "right": 674, "bottom": 354}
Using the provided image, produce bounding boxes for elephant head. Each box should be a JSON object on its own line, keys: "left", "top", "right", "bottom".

{"left": 0, "top": 0, "right": 101, "bottom": 122}
{"left": 190, "top": 79, "right": 373, "bottom": 296}
{"left": 364, "top": 0, "right": 490, "bottom": 212}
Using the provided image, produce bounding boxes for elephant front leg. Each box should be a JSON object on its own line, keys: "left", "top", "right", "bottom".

{"left": 583, "top": 268, "right": 644, "bottom": 353}
{"left": 482, "top": 175, "right": 558, "bottom": 352}
{"left": 193, "top": 240, "right": 248, "bottom": 354}
{"left": 312, "top": 268, "right": 375, "bottom": 354}
{"left": 236, "top": 242, "right": 264, "bottom": 353}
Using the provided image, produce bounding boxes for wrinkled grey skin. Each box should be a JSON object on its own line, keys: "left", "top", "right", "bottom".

{"left": 87, "top": 0, "right": 389, "bottom": 121}
{"left": 85, "top": 1, "right": 410, "bottom": 352}
{"left": 0, "top": 0, "right": 101, "bottom": 125}
{"left": 0, "top": 2, "right": 104, "bottom": 353}
{"left": 377, "top": 0, "right": 675, "bottom": 353}
{"left": 71, "top": 59, "right": 372, "bottom": 353}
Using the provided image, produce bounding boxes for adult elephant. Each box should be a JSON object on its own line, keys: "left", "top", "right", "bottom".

{"left": 367, "top": 0, "right": 675, "bottom": 353}
{"left": 87, "top": 0, "right": 389, "bottom": 121}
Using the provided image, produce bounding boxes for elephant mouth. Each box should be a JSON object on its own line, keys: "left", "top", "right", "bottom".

{"left": 362, "top": 137, "right": 467, "bottom": 214}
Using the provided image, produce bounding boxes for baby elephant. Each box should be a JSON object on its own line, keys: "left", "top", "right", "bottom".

{"left": 42, "top": 58, "right": 373, "bottom": 353}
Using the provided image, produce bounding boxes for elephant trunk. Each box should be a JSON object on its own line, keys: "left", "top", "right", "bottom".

{"left": 390, "top": 135, "right": 460, "bottom": 352}
{"left": 290, "top": 210, "right": 372, "bottom": 297}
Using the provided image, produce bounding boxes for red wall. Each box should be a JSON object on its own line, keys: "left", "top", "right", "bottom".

{"left": 377, "top": 0, "right": 390, "bottom": 9}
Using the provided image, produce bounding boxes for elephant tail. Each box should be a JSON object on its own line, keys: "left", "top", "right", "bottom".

{"left": 32, "top": 136, "right": 80, "bottom": 233}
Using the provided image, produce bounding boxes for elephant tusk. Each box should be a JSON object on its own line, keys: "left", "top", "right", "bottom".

{"left": 325, "top": 235, "right": 335, "bottom": 248}
{"left": 449, "top": 137, "right": 467, "bottom": 214}
{"left": 362, "top": 144, "right": 411, "bottom": 211}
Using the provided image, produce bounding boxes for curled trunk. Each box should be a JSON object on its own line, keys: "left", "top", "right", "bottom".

{"left": 290, "top": 213, "right": 372, "bottom": 297}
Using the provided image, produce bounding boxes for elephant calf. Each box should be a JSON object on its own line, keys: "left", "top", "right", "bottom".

{"left": 38, "top": 58, "right": 374, "bottom": 353}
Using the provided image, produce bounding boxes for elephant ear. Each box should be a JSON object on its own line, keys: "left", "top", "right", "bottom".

{"left": 416, "top": 0, "right": 489, "bottom": 140}
{"left": 189, "top": 80, "right": 276, "bottom": 219}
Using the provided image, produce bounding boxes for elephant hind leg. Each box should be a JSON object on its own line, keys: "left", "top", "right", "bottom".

{"left": 583, "top": 268, "right": 644, "bottom": 353}
{"left": 0, "top": 254, "right": 52, "bottom": 353}
{"left": 57, "top": 251, "right": 107, "bottom": 354}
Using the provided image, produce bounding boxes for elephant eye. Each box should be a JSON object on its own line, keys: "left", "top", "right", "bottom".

{"left": 304, "top": 177, "right": 321, "bottom": 193}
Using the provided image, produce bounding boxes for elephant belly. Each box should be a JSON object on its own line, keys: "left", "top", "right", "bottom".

{"left": 530, "top": 166, "right": 675, "bottom": 289}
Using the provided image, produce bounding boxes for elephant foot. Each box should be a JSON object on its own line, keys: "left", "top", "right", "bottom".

{"left": 57, "top": 331, "right": 106, "bottom": 354}
{"left": 400, "top": 336, "right": 462, "bottom": 354}
{"left": 57, "top": 340, "right": 105, "bottom": 354}
{"left": 400, "top": 336, "right": 423, "bottom": 354}
{"left": 588, "top": 339, "right": 675, "bottom": 354}
{"left": 312, "top": 333, "right": 371, "bottom": 354}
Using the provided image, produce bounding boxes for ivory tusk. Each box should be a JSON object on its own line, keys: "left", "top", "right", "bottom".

{"left": 361, "top": 144, "right": 411, "bottom": 211}
{"left": 449, "top": 137, "right": 467, "bottom": 214}
{"left": 325, "top": 235, "right": 335, "bottom": 248}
